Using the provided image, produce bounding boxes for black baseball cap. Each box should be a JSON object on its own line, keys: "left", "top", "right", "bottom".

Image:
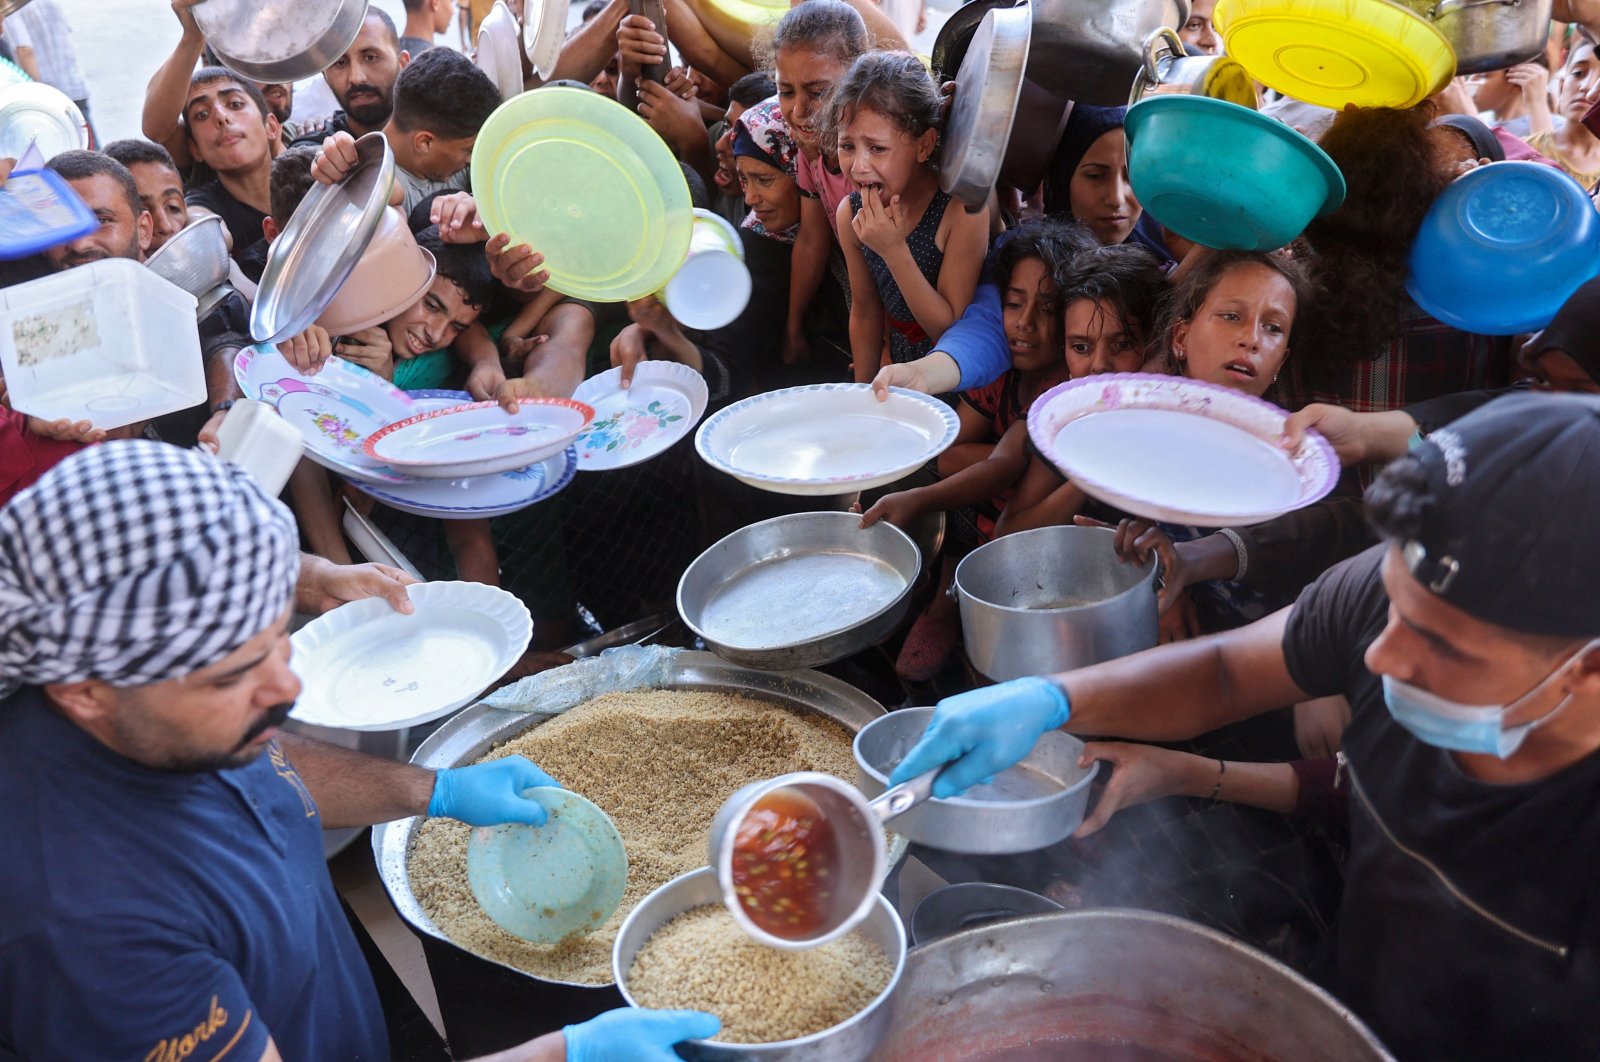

{"left": 1393, "top": 392, "right": 1600, "bottom": 637}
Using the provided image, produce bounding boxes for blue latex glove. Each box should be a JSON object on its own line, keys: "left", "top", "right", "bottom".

{"left": 427, "top": 756, "right": 562, "bottom": 826}
{"left": 887, "top": 677, "right": 1071, "bottom": 798}
{"left": 565, "top": 1007, "right": 721, "bottom": 1062}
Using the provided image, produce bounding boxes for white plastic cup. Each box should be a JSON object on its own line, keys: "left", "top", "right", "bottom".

{"left": 662, "top": 208, "right": 752, "bottom": 331}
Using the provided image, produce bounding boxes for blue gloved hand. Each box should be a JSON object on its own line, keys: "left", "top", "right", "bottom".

{"left": 565, "top": 1007, "right": 721, "bottom": 1062}
{"left": 427, "top": 755, "right": 562, "bottom": 826}
{"left": 887, "top": 677, "right": 1071, "bottom": 798}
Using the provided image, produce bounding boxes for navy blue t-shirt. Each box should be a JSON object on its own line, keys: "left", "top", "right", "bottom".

{"left": 0, "top": 687, "right": 388, "bottom": 1060}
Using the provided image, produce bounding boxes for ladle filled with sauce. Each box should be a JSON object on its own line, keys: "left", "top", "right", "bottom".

{"left": 708, "top": 767, "right": 940, "bottom": 949}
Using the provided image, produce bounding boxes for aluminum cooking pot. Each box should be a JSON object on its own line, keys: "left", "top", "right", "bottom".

{"left": 1030, "top": 0, "right": 1190, "bottom": 106}
{"left": 193, "top": 0, "right": 370, "bottom": 84}
{"left": 1128, "top": 26, "right": 1257, "bottom": 108}
{"left": 953, "top": 526, "right": 1158, "bottom": 682}
{"left": 1391, "top": 0, "right": 1550, "bottom": 75}
{"left": 874, "top": 909, "right": 1395, "bottom": 1061}
{"left": 940, "top": 5, "right": 1031, "bottom": 210}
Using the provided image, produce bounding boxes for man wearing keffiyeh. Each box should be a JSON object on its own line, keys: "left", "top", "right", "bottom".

{"left": 0, "top": 441, "right": 715, "bottom": 1060}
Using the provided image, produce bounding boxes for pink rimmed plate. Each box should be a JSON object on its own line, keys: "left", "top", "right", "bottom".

{"left": 1026, "top": 373, "right": 1338, "bottom": 527}
{"left": 365, "top": 397, "right": 594, "bottom": 479}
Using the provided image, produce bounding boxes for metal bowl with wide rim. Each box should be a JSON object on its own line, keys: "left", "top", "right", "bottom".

{"left": 677, "top": 512, "right": 922, "bottom": 671}
{"left": 193, "top": 0, "right": 370, "bottom": 84}
{"left": 146, "top": 214, "right": 236, "bottom": 316}
{"left": 372, "top": 652, "right": 912, "bottom": 990}
{"left": 874, "top": 908, "right": 1394, "bottom": 1061}
{"left": 614, "top": 866, "right": 906, "bottom": 1062}
{"left": 251, "top": 132, "right": 395, "bottom": 344}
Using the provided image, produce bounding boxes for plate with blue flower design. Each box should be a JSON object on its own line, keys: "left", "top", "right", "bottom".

{"left": 571, "top": 361, "right": 709, "bottom": 471}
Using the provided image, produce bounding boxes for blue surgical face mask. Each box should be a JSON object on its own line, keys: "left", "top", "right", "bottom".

{"left": 1381, "top": 639, "right": 1600, "bottom": 758}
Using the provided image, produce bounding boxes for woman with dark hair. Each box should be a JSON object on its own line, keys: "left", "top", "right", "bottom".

{"left": 1285, "top": 105, "right": 1515, "bottom": 422}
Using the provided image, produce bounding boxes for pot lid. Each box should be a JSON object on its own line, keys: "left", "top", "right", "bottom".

{"left": 0, "top": 83, "right": 88, "bottom": 163}
{"left": 940, "top": 4, "right": 1030, "bottom": 210}
{"left": 250, "top": 132, "right": 396, "bottom": 344}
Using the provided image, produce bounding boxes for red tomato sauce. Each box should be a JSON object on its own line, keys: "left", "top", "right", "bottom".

{"left": 730, "top": 787, "right": 840, "bottom": 939}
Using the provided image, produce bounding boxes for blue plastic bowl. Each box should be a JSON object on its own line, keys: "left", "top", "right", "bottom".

{"left": 1407, "top": 162, "right": 1600, "bottom": 336}
{"left": 1124, "top": 95, "right": 1346, "bottom": 252}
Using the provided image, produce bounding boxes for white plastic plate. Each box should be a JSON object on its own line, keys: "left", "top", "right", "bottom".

{"left": 233, "top": 344, "right": 426, "bottom": 485}
{"left": 571, "top": 362, "right": 709, "bottom": 471}
{"left": 695, "top": 382, "right": 960, "bottom": 496}
{"left": 476, "top": 0, "right": 524, "bottom": 102}
{"left": 1026, "top": 373, "right": 1339, "bottom": 527}
{"left": 365, "top": 397, "right": 594, "bottom": 479}
{"left": 290, "top": 581, "right": 532, "bottom": 731}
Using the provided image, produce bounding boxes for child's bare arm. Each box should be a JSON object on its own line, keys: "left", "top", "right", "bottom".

{"left": 839, "top": 198, "right": 887, "bottom": 384}
{"left": 995, "top": 451, "right": 1089, "bottom": 536}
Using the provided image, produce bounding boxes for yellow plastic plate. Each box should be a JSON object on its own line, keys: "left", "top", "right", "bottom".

{"left": 1215, "top": 0, "right": 1456, "bottom": 110}
{"left": 471, "top": 87, "right": 693, "bottom": 302}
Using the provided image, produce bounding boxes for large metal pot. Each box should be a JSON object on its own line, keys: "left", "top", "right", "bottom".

{"left": 193, "top": 0, "right": 370, "bottom": 84}
{"left": 953, "top": 526, "right": 1158, "bottom": 682}
{"left": 874, "top": 909, "right": 1395, "bottom": 1061}
{"left": 1030, "top": 0, "right": 1190, "bottom": 106}
{"left": 615, "top": 867, "right": 907, "bottom": 1061}
{"left": 1391, "top": 0, "right": 1550, "bottom": 75}
{"left": 1128, "top": 27, "right": 1257, "bottom": 108}
{"left": 940, "top": 4, "right": 1031, "bottom": 210}
{"left": 373, "top": 651, "right": 906, "bottom": 983}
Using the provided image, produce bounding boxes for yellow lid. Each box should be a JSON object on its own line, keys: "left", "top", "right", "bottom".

{"left": 471, "top": 87, "right": 694, "bottom": 303}
{"left": 1215, "top": 0, "right": 1456, "bottom": 110}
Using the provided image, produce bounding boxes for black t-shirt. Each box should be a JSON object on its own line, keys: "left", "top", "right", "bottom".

{"left": 0, "top": 687, "right": 388, "bottom": 1060}
{"left": 1284, "top": 546, "right": 1600, "bottom": 1061}
{"left": 185, "top": 179, "right": 268, "bottom": 267}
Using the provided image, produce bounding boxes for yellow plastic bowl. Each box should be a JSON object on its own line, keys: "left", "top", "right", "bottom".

{"left": 1215, "top": 0, "right": 1456, "bottom": 110}
{"left": 471, "top": 87, "right": 694, "bottom": 303}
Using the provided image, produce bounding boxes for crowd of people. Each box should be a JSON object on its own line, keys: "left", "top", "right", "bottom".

{"left": 4, "top": 0, "right": 1600, "bottom": 1057}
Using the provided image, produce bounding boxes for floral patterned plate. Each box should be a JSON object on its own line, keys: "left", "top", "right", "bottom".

{"left": 1026, "top": 373, "right": 1338, "bottom": 527}
{"left": 233, "top": 344, "right": 422, "bottom": 485}
{"left": 570, "top": 362, "right": 709, "bottom": 471}
{"left": 365, "top": 397, "right": 594, "bottom": 479}
{"left": 350, "top": 392, "right": 579, "bottom": 519}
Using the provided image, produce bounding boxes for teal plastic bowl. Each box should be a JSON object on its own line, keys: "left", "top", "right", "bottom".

{"left": 1407, "top": 161, "right": 1600, "bottom": 336}
{"left": 1125, "top": 95, "right": 1346, "bottom": 252}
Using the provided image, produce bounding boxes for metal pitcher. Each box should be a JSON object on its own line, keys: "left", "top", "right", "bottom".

{"left": 1029, "top": 0, "right": 1190, "bottom": 106}
{"left": 1128, "top": 26, "right": 1257, "bottom": 108}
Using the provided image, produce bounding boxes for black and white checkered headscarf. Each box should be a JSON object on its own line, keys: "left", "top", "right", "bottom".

{"left": 0, "top": 441, "right": 300, "bottom": 697}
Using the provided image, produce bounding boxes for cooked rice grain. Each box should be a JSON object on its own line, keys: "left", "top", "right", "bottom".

{"left": 407, "top": 689, "right": 859, "bottom": 984}
{"left": 627, "top": 904, "right": 892, "bottom": 1043}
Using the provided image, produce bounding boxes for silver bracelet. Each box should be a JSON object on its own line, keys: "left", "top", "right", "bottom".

{"left": 1217, "top": 527, "right": 1249, "bottom": 582}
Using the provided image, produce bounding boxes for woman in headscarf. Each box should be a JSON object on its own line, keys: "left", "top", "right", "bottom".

{"left": 731, "top": 98, "right": 802, "bottom": 243}
{"left": 1042, "top": 103, "right": 1174, "bottom": 264}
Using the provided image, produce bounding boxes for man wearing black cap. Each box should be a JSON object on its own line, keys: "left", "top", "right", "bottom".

{"left": 890, "top": 393, "right": 1600, "bottom": 1060}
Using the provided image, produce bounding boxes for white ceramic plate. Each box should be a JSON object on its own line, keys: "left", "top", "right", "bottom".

{"left": 233, "top": 344, "right": 425, "bottom": 485}
{"left": 523, "top": 0, "right": 567, "bottom": 77}
{"left": 365, "top": 397, "right": 595, "bottom": 479}
{"left": 290, "top": 581, "right": 532, "bottom": 731}
{"left": 571, "top": 362, "right": 709, "bottom": 471}
{"left": 1026, "top": 373, "right": 1339, "bottom": 527}
{"left": 695, "top": 382, "right": 960, "bottom": 496}
{"left": 476, "top": 0, "right": 524, "bottom": 102}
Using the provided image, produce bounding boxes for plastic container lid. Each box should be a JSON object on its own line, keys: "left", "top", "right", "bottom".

{"left": 0, "top": 168, "right": 97, "bottom": 260}
{"left": 471, "top": 86, "right": 694, "bottom": 302}
{"left": 1215, "top": 0, "right": 1456, "bottom": 110}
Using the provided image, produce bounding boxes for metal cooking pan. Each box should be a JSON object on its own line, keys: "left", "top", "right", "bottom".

{"left": 193, "top": 0, "right": 370, "bottom": 84}
{"left": 1128, "top": 26, "right": 1257, "bottom": 108}
{"left": 853, "top": 707, "right": 1100, "bottom": 854}
{"left": 677, "top": 512, "right": 921, "bottom": 671}
{"left": 941, "top": 5, "right": 1031, "bottom": 210}
{"left": 1031, "top": 0, "right": 1190, "bottom": 106}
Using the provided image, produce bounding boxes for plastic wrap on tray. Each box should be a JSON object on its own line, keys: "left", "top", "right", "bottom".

{"left": 481, "top": 644, "right": 680, "bottom": 715}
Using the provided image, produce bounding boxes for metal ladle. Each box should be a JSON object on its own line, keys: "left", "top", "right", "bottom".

{"left": 706, "top": 767, "right": 939, "bottom": 950}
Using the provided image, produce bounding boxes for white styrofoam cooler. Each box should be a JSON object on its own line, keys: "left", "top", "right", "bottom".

{"left": 0, "top": 257, "right": 203, "bottom": 429}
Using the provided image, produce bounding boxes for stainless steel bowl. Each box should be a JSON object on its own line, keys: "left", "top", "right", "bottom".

{"left": 193, "top": 0, "right": 371, "bottom": 84}
{"left": 940, "top": 5, "right": 1030, "bottom": 210}
{"left": 372, "top": 652, "right": 911, "bottom": 989}
{"left": 1030, "top": 0, "right": 1190, "bottom": 106}
{"left": 614, "top": 866, "right": 907, "bottom": 1062}
{"left": 251, "top": 132, "right": 395, "bottom": 344}
{"left": 677, "top": 512, "right": 921, "bottom": 671}
{"left": 854, "top": 707, "right": 1099, "bottom": 854}
{"left": 1391, "top": 0, "right": 1550, "bottom": 75}
{"left": 146, "top": 215, "right": 232, "bottom": 299}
